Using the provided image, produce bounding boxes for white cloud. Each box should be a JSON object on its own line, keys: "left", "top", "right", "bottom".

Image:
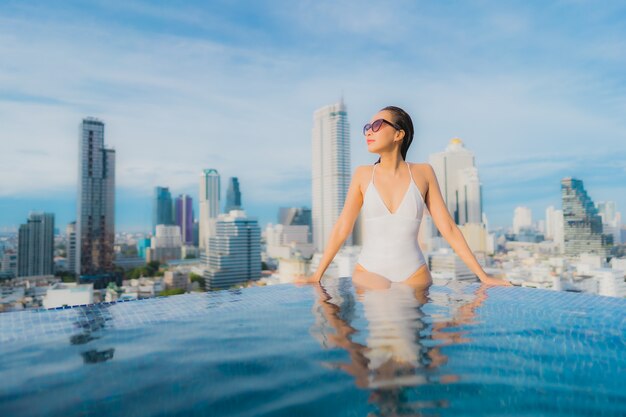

{"left": 1, "top": 1, "right": 625, "bottom": 230}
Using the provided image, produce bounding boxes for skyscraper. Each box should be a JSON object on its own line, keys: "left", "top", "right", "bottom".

{"left": 561, "top": 177, "right": 612, "bottom": 258}
{"left": 76, "top": 117, "right": 115, "bottom": 275}
{"left": 66, "top": 221, "right": 77, "bottom": 274}
{"left": 203, "top": 210, "right": 261, "bottom": 290}
{"left": 224, "top": 177, "right": 242, "bottom": 213}
{"left": 153, "top": 186, "right": 174, "bottom": 232}
{"left": 17, "top": 212, "right": 55, "bottom": 277}
{"left": 199, "top": 169, "right": 220, "bottom": 250}
{"left": 311, "top": 100, "right": 351, "bottom": 252}
{"left": 429, "top": 138, "right": 483, "bottom": 225}
{"left": 175, "top": 194, "right": 194, "bottom": 245}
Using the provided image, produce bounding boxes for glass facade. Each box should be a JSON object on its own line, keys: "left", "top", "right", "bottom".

{"left": 77, "top": 118, "right": 115, "bottom": 275}
{"left": 561, "top": 177, "right": 612, "bottom": 258}
{"left": 153, "top": 186, "right": 174, "bottom": 233}
{"left": 203, "top": 213, "right": 261, "bottom": 290}
{"left": 17, "top": 212, "right": 55, "bottom": 277}
{"left": 175, "top": 194, "right": 194, "bottom": 246}
{"left": 224, "top": 177, "right": 242, "bottom": 213}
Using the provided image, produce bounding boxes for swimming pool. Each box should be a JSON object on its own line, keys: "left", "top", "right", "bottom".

{"left": 1, "top": 278, "right": 625, "bottom": 416}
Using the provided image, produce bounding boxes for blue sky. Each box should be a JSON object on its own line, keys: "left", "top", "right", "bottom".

{"left": 1, "top": 0, "right": 625, "bottom": 232}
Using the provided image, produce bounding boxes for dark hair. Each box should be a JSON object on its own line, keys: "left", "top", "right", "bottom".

{"left": 375, "top": 105, "right": 414, "bottom": 164}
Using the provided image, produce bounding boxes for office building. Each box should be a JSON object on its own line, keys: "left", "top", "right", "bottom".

{"left": 76, "top": 117, "right": 115, "bottom": 275}
{"left": 175, "top": 194, "right": 194, "bottom": 246}
{"left": 199, "top": 169, "right": 220, "bottom": 250}
{"left": 429, "top": 138, "right": 483, "bottom": 225}
{"left": 146, "top": 225, "right": 182, "bottom": 263}
{"left": 311, "top": 99, "right": 352, "bottom": 252}
{"left": 17, "top": 212, "right": 55, "bottom": 277}
{"left": 561, "top": 177, "right": 612, "bottom": 258}
{"left": 153, "top": 187, "right": 174, "bottom": 232}
{"left": 203, "top": 210, "right": 261, "bottom": 290}
{"left": 66, "top": 221, "right": 77, "bottom": 274}
{"left": 224, "top": 177, "right": 242, "bottom": 213}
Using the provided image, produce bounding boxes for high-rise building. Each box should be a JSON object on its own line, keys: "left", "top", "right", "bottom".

{"left": 66, "top": 221, "right": 77, "bottom": 274}
{"left": 278, "top": 207, "right": 312, "bottom": 243}
{"left": 224, "top": 177, "right": 242, "bottom": 213}
{"left": 76, "top": 117, "right": 115, "bottom": 275}
{"left": 153, "top": 187, "right": 174, "bottom": 232}
{"left": 311, "top": 100, "right": 351, "bottom": 252}
{"left": 596, "top": 201, "right": 622, "bottom": 245}
{"left": 0, "top": 251, "right": 18, "bottom": 279}
{"left": 561, "top": 177, "right": 612, "bottom": 258}
{"left": 146, "top": 225, "right": 182, "bottom": 263}
{"left": 175, "top": 194, "right": 194, "bottom": 246}
{"left": 513, "top": 206, "right": 533, "bottom": 234}
{"left": 17, "top": 212, "right": 55, "bottom": 277}
{"left": 429, "top": 138, "right": 482, "bottom": 225}
{"left": 199, "top": 169, "right": 220, "bottom": 250}
{"left": 545, "top": 206, "right": 565, "bottom": 253}
{"left": 203, "top": 210, "right": 261, "bottom": 290}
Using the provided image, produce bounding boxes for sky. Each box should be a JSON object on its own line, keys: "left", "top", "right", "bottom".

{"left": 1, "top": 0, "right": 625, "bottom": 233}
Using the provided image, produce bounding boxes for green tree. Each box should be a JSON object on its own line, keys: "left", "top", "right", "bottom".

{"left": 189, "top": 272, "right": 205, "bottom": 291}
{"left": 159, "top": 288, "right": 185, "bottom": 297}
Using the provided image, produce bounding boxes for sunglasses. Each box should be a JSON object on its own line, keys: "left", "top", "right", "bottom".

{"left": 363, "top": 118, "right": 400, "bottom": 135}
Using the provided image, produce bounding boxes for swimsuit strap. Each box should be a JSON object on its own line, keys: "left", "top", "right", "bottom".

{"left": 405, "top": 161, "right": 414, "bottom": 182}
{"left": 371, "top": 163, "right": 377, "bottom": 184}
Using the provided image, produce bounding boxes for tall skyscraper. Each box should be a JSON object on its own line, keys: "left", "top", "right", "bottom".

{"left": 429, "top": 138, "right": 483, "bottom": 225}
{"left": 66, "top": 221, "right": 77, "bottom": 274}
{"left": 199, "top": 169, "right": 221, "bottom": 250}
{"left": 224, "top": 177, "right": 242, "bottom": 213}
{"left": 311, "top": 99, "right": 351, "bottom": 252}
{"left": 153, "top": 186, "right": 174, "bottom": 232}
{"left": 513, "top": 206, "right": 533, "bottom": 234}
{"left": 175, "top": 194, "right": 194, "bottom": 245}
{"left": 76, "top": 118, "right": 115, "bottom": 275}
{"left": 203, "top": 210, "right": 261, "bottom": 290}
{"left": 561, "top": 177, "right": 612, "bottom": 258}
{"left": 17, "top": 212, "right": 55, "bottom": 277}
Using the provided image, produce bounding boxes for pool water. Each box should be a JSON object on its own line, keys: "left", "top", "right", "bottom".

{"left": 1, "top": 278, "right": 625, "bottom": 416}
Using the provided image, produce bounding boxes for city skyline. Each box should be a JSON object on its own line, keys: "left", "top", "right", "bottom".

{"left": 1, "top": 1, "right": 626, "bottom": 231}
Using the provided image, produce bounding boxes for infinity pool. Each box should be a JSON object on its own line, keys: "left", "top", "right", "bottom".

{"left": 1, "top": 278, "right": 625, "bottom": 416}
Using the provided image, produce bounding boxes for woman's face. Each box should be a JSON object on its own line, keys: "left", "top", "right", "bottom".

{"left": 364, "top": 110, "right": 403, "bottom": 154}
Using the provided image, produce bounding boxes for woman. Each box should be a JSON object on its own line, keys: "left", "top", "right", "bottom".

{"left": 298, "top": 105, "right": 511, "bottom": 288}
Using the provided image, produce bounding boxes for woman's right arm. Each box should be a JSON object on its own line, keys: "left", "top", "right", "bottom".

{"left": 296, "top": 166, "right": 366, "bottom": 283}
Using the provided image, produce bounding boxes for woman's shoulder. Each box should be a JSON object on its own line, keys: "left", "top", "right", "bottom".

{"left": 354, "top": 164, "right": 376, "bottom": 174}
{"left": 406, "top": 161, "right": 433, "bottom": 171}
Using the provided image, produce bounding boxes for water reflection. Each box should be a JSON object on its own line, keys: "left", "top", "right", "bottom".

{"left": 309, "top": 278, "right": 491, "bottom": 415}
{"left": 70, "top": 305, "right": 115, "bottom": 364}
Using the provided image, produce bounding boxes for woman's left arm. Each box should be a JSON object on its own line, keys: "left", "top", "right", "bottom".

{"left": 422, "top": 164, "right": 511, "bottom": 286}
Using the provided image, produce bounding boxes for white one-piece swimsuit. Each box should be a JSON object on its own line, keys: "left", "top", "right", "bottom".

{"left": 356, "top": 161, "right": 427, "bottom": 282}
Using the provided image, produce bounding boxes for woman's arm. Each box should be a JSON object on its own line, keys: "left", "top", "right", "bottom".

{"left": 297, "top": 166, "right": 366, "bottom": 283}
{"left": 423, "top": 164, "right": 511, "bottom": 286}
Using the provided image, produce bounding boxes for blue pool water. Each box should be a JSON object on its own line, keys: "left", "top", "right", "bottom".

{"left": 1, "top": 278, "right": 625, "bottom": 417}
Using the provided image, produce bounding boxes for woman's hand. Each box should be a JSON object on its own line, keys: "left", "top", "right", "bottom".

{"left": 293, "top": 274, "right": 321, "bottom": 284}
{"left": 479, "top": 274, "right": 512, "bottom": 286}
